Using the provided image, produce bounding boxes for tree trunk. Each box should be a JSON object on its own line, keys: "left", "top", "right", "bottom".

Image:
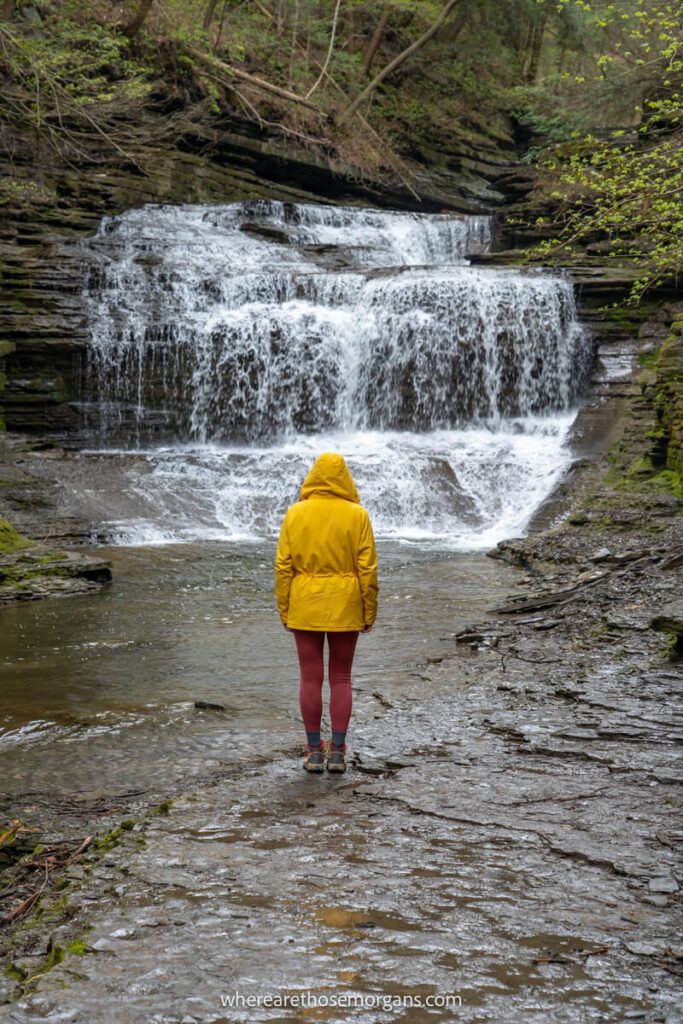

{"left": 361, "top": 6, "right": 391, "bottom": 76}
{"left": 123, "top": 0, "right": 155, "bottom": 39}
{"left": 203, "top": 0, "right": 220, "bottom": 32}
{"left": 345, "top": 0, "right": 464, "bottom": 119}
{"left": 524, "top": 11, "right": 547, "bottom": 84}
{"left": 215, "top": 0, "right": 233, "bottom": 51}
{"left": 288, "top": 0, "right": 299, "bottom": 90}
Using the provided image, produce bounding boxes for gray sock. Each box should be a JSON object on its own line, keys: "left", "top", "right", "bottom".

{"left": 331, "top": 731, "right": 346, "bottom": 751}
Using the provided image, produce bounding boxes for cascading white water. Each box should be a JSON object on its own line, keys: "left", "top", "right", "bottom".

{"left": 78, "top": 200, "right": 592, "bottom": 547}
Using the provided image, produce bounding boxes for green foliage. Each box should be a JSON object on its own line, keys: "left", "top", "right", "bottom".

{"left": 0, "top": 19, "right": 150, "bottom": 114}
{"left": 508, "top": 81, "right": 588, "bottom": 161}
{"left": 0, "top": 177, "right": 55, "bottom": 208}
{"left": 522, "top": 0, "right": 683, "bottom": 301}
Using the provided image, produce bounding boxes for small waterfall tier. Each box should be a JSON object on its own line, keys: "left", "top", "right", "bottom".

{"left": 77, "top": 201, "right": 592, "bottom": 547}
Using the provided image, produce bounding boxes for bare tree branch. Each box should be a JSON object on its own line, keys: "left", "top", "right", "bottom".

{"left": 344, "top": 0, "right": 463, "bottom": 120}
{"left": 305, "top": 0, "right": 343, "bottom": 99}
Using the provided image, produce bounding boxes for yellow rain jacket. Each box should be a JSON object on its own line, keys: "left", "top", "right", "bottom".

{"left": 275, "top": 452, "right": 379, "bottom": 631}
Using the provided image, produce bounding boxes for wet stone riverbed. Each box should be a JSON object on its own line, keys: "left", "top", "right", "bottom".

{"left": 2, "top": 509, "right": 682, "bottom": 1023}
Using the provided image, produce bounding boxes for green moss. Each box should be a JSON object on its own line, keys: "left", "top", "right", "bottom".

{"left": 31, "top": 892, "right": 68, "bottom": 925}
{"left": 603, "top": 306, "right": 641, "bottom": 330}
{"left": 152, "top": 799, "right": 173, "bottom": 816}
{"left": 66, "top": 938, "right": 89, "bottom": 956}
{"left": 93, "top": 825, "right": 125, "bottom": 851}
{"left": 612, "top": 452, "right": 683, "bottom": 499}
{"left": 622, "top": 456, "right": 653, "bottom": 479}
{"left": 647, "top": 469, "right": 683, "bottom": 499}
{"left": 5, "top": 961, "right": 27, "bottom": 983}
{"left": 0, "top": 518, "right": 32, "bottom": 554}
{"left": 638, "top": 351, "right": 659, "bottom": 370}
{"left": 24, "top": 942, "right": 64, "bottom": 986}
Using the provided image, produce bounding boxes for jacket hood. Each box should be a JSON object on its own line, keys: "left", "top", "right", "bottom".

{"left": 300, "top": 452, "right": 361, "bottom": 504}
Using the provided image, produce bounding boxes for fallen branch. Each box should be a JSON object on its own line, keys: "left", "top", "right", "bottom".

{"left": 306, "top": 56, "right": 420, "bottom": 200}
{"left": 0, "top": 820, "right": 39, "bottom": 849}
{"left": 500, "top": 649, "right": 562, "bottom": 672}
{"left": 490, "top": 573, "right": 608, "bottom": 615}
{"left": 216, "top": 81, "right": 329, "bottom": 149}
{"left": 1, "top": 867, "right": 49, "bottom": 925}
{"left": 508, "top": 787, "right": 610, "bottom": 807}
{"left": 188, "top": 46, "right": 321, "bottom": 111}
{"left": 1, "top": 834, "right": 92, "bottom": 926}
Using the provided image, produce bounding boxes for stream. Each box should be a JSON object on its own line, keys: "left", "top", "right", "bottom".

{"left": 1, "top": 543, "right": 513, "bottom": 799}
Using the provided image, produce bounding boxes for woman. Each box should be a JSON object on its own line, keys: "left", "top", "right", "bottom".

{"left": 275, "top": 452, "right": 379, "bottom": 774}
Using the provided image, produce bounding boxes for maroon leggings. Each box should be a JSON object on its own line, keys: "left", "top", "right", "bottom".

{"left": 293, "top": 630, "right": 359, "bottom": 735}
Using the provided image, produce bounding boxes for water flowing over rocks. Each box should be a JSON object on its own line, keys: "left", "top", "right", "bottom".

{"left": 36, "top": 200, "right": 590, "bottom": 549}
{"left": 80, "top": 201, "right": 588, "bottom": 442}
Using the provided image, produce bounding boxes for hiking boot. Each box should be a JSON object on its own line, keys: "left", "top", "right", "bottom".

{"left": 303, "top": 745, "right": 325, "bottom": 773}
{"left": 326, "top": 743, "right": 347, "bottom": 773}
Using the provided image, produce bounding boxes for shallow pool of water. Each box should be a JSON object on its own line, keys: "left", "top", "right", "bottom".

{"left": 0, "top": 542, "right": 513, "bottom": 799}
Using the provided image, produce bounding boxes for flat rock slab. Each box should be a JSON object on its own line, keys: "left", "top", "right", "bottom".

{"left": 651, "top": 600, "right": 683, "bottom": 637}
{"left": 0, "top": 547, "right": 112, "bottom": 602}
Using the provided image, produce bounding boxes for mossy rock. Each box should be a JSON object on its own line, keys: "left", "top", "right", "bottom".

{"left": 0, "top": 518, "right": 32, "bottom": 554}
{"left": 655, "top": 330, "right": 683, "bottom": 483}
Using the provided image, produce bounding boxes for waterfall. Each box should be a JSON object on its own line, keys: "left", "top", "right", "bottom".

{"left": 77, "top": 201, "right": 592, "bottom": 547}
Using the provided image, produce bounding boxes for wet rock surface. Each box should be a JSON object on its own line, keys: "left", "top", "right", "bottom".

{"left": 0, "top": 434, "right": 111, "bottom": 601}
{"left": 0, "top": 438, "right": 112, "bottom": 598}
{"left": 0, "top": 433, "right": 95, "bottom": 545}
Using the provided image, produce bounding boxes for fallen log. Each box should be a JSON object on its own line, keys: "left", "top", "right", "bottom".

{"left": 187, "top": 47, "right": 320, "bottom": 111}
